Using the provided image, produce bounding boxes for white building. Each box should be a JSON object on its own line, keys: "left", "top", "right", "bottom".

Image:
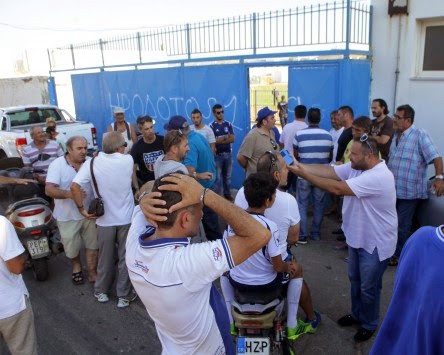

{"left": 371, "top": 0, "right": 444, "bottom": 157}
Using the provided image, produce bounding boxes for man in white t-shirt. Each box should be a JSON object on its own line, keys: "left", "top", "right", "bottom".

{"left": 0, "top": 216, "right": 37, "bottom": 355}
{"left": 190, "top": 108, "right": 216, "bottom": 154}
{"left": 233, "top": 152, "right": 321, "bottom": 337}
{"left": 126, "top": 173, "right": 271, "bottom": 354}
{"left": 221, "top": 172, "right": 305, "bottom": 340}
{"left": 46, "top": 136, "right": 98, "bottom": 285}
{"left": 288, "top": 136, "right": 397, "bottom": 343}
{"left": 71, "top": 131, "right": 135, "bottom": 308}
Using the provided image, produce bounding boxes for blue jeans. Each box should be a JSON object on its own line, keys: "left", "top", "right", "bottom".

{"left": 296, "top": 178, "right": 325, "bottom": 239}
{"left": 395, "top": 199, "right": 420, "bottom": 258}
{"left": 215, "top": 152, "right": 233, "bottom": 197}
{"left": 348, "top": 247, "right": 389, "bottom": 330}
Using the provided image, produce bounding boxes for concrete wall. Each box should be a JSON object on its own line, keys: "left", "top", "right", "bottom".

{"left": 371, "top": 0, "right": 444, "bottom": 157}
{"left": 0, "top": 76, "right": 49, "bottom": 107}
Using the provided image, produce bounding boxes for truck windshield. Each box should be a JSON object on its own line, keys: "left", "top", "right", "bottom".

{"left": 9, "top": 108, "right": 63, "bottom": 127}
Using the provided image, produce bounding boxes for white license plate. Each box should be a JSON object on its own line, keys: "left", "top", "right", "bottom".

{"left": 27, "top": 238, "right": 49, "bottom": 257}
{"left": 237, "top": 337, "right": 270, "bottom": 355}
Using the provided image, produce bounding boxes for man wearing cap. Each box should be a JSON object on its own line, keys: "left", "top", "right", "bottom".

{"left": 164, "top": 115, "right": 221, "bottom": 240}
{"left": 107, "top": 107, "right": 137, "bottom": 154}
{"left": 237, "top": 106, "right": 279, "bottom": 177}
{"left": 131, "top": 116, "right": 164, "bottom": 197}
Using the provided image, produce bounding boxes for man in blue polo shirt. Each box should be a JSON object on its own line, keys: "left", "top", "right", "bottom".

{"left": 293, "top": 107, "right": 333, "bottom": 243}
{"left": 164, "top": 115, "right": 221, "bottom": 240}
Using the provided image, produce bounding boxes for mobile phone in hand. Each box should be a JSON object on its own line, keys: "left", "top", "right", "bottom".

{"left": 280, "top": 149, "right": 294, "bottom": 165}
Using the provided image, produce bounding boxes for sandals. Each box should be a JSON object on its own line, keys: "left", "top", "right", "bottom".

{"left": 72, "top": 271, "right": 84, "bottom": 285}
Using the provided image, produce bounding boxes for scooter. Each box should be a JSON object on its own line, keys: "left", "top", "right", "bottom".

{"left": 0, "top": 158, "right": 61, "bottom": 281}
{"left": 231, "top": 287, "right": 293, "bottom": 355}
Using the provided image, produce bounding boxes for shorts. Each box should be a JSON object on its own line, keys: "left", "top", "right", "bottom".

{"left": 228, "top": 272, "right": 289, "bottom": 292}
{"left": 57, "top": 219, "right": 98, "bottom": 258}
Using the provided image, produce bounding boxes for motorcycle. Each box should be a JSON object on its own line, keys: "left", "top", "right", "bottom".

{"left": 231, "top": 287, "right": 294, "bottom": 355}
{"left": 0, "top": 158, "right": 61, "bottom": 281}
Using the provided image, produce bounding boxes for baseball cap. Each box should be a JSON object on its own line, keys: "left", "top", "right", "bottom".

{"left": 164, "top": 115, "right": 189, "bottom": 131}
{"left": 113, "top": 107, "right": 125, "bottom": 114}
{"left": 257, "top": 106, "right": 277, "bottom": 122}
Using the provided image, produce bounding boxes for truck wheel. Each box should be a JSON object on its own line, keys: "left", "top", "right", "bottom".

{"left": 32, "top": 258, "right": 49, "bottom": 281}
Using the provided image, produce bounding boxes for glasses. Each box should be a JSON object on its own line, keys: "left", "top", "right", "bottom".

{"left": 265, "top": 151, "right": 278, "bottom": 172}
{"left": 216, "top": 110, "right": 224, "bottom": 115}
{"left": 393, "top": 114, "right": 406, "bottom": 120}
{"left": 31, "top": 153, "right": 51, "bottom": 165}
{"left": 359, "top": 134, "right": 375, "bottom": 155}
{"left": 270, "top": 139, "right": 277, "bottom": 150}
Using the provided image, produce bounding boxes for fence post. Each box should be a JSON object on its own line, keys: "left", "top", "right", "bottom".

{"left": 252, "top": 13, "right": 257, "bottom": 55}
{"left": 137, "top": 32, "right": 142, "bottom": 64}
{"left": 70, "top": 44, "right": 76, "bottom": 69}
{"left": 345, "top": 0, "right": 351, "bottom": 58}
{"left": 99, "top": 39, "right": 105, "bottom": 68}
{"left": 186, "top": 24, "right": 191, "bottom": 60}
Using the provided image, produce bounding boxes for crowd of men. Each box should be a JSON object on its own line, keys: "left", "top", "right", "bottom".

{"left": 1, "top": 99, "right": 443, "bottom": 354}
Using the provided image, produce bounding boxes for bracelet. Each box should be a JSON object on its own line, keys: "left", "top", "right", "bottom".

{"left": 138, "top": 190, "right": 149, "bottom": 202}
{"left": 200, "top": 188, "right": 209, "bottom": 206}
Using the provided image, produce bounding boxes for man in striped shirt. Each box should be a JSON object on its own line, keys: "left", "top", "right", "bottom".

{"left": 293, "top": 108, "right": 333, "bottom": 243}
{"left": 387, "top": 104, "right": 444, "bottom": 265}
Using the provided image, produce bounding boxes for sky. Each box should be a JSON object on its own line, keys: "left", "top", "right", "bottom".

{"left": 0, "top": 0, "right": 340, "bottom": 77}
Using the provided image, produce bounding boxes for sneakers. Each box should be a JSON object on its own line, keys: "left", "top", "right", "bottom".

{"left": 117, "top": 292, "right": 138, "bottom": 308}
{"left": 303, "top": 311, "right": 321, "bottom": 333}
{"left": 287, "top": 320, "right": 311, "bottom": 340}
{"left": 297, "top": 236, "right": 308, "bottom": 245}
{"left": 230, "top": 324, "right": 238, "bottom": 336}
{"left": 94, "top": 292, "right": 109, "bottom": 303}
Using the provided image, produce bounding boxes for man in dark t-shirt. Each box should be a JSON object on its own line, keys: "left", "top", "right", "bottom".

{"left": 369, "top": 98, "right": 394, "bottom": 162}
{"left": 335, "top": 106, "right": 354, "bottom": 163}
{"left": 131, "top": 116, "right": 164, "bottom": 194}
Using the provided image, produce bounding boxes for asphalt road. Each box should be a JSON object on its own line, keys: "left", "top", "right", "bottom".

{"left": 2, "top": 210, "right": 396, "bottom": 355}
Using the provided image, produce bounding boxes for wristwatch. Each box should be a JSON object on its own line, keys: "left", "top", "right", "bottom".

{"left": 435, "top": 174, "right": 444, "bottom": 180}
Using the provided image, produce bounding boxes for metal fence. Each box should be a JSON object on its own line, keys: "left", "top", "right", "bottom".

{"left": 48, "top": 0, "right": 371, "bottom": 72}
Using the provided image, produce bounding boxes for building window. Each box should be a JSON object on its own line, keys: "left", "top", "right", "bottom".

{"left": 423, "top": 25, "right": 444, "bottom": 71}
{"left": 415, "top": 19, "right": 444, "bottom": 78}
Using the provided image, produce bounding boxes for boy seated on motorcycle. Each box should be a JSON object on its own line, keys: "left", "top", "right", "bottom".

{"left": 220, "top": 172, "right": 305, "bottom": 340}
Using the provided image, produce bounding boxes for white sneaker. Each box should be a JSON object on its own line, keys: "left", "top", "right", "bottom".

{"left": 117, "top": 292, "right": 138, "bottom": 309}
{"left": 94, "top": 292, "right": 109, "bottom": 303}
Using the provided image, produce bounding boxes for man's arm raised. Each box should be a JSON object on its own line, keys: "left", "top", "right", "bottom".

{"left": 153, "top": 174, "right": 271, "bottom": 266}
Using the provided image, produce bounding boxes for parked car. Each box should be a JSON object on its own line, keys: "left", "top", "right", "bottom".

{"left": 0, "top": 105, "right": 98, "bottom": 158}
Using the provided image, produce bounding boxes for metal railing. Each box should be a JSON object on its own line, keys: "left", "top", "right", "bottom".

{"left": 48, "top": 0, "right": 371, "bottom": 72}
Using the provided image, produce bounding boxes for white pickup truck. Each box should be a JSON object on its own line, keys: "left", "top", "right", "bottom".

{"left": 0, "top": 105, "right": 98, "bottom": 158}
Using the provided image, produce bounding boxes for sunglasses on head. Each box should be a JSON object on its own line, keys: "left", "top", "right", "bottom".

{"left": 270, "top": 139, "right": 277, "bottom": 150}
{"left": 265, "top": 151, "right": 278, "bottom": 172}
{"left": 360, "top": 134, "right": 375, "bottom": 155}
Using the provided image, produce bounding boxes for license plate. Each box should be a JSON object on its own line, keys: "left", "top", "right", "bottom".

{"left": 27, "top": 238, "right": 49, "bottom": 257}
{"left": 237, "top": 337, "right": 270, "bottom": 355}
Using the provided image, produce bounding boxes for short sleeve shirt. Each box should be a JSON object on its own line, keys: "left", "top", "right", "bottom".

{"left": 238, "top": 128, "right": 279, "bottom": 177}
{"left": 190, "top": 125, "right": 216, "bottom": 145}
{"left": 126, "top": 207, "right": 234, "bottom": 355}
{"left": 210, "top": 121, "right": 234, "bottom": 154}
{"left": 388, "top": 126, "right": 440, "bottom": 199}
{"left": 0, "top": 216, "right": 28, "bottom": 319}
{"left": 22, "top": 140, "right": 64, "bottom": 178}
{"left": 225, "top": 213, "right": 280, "bottom": 285}
{"left": 334, "top": 162, "right": 397, "bottom": 261}
{"left": 131, "top": 135, "right": 164, "bottom": 183}
{"left": 46, "top": 156, "right": 93, "bottom": 221}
